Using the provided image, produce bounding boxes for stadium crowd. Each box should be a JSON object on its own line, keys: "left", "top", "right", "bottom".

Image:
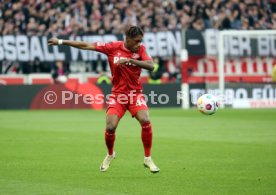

{"left": 1, "top": 0, "right": 275, "bottom": 36}
{"left": 0, "top": 0, "right": 276, "bottom": 80}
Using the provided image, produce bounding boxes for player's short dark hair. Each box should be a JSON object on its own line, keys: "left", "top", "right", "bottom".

{"left": 125, "top": 26, "right": 144, "bottom": 38}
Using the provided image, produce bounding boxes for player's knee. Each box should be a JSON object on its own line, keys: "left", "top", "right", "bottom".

{"left": 136, "top": 110, "right": 150, "bottom": 125}
{"left": 139, "top": 118, "right": 150, "bottom": 126}
{"left": 106, "top": 122, "right": 117, "bottom": 132}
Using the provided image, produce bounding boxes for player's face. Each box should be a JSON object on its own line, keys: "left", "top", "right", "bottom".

{"left": 126, "top": 35, "right": 143, "bottom": 53}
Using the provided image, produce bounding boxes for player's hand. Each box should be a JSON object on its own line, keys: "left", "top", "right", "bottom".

{"left": 117, "top": 58, "right": 130, "bottom": 65}
{"left": 48, "top": 38, "right": 59, "bottom": 46}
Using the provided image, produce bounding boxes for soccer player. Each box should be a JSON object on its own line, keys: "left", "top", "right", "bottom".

{"left": 48, "top": 26, "right": 160, "bottom": 173}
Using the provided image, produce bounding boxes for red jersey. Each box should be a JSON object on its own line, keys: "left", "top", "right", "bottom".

{"left": 94, "top": 41, "right": 152, "bottom": 94}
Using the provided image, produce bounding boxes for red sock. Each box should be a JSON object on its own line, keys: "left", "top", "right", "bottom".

{"left": 141, "top": 121, "right": 152, "bottom": 157}
{"left": 105, "top": 130, "right": 115, "bottom": 155}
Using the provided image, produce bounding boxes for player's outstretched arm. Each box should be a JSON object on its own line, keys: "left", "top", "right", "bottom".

{"left": 130, "top": 59, "right": 154, "bottom": 71}
{"left": 117, "top": 59, "right": 154, "bottom": 71}
{"left": 48, "top": 38, "right": 96, "bottom": 50}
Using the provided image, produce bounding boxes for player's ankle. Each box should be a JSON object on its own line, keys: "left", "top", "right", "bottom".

{"left": 144, "top": 156, "right": 151, "bottom": 160}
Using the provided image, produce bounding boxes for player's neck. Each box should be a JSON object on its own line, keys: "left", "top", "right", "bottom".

{"left": 123, "top": 42, "right": 131, "bottom": 52}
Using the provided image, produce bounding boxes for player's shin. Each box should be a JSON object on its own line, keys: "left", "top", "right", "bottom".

{"left": 141, "top": 121, "right": 152, "bottom": 157}
{"left": 105, "top": 130, "right": 116, "bottom": 155}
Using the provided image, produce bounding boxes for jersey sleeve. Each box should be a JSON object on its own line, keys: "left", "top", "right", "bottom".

{"left": 140, "top": 46, "right": 152, "bottom": 61}
{"left": 94, "top": 42, "right": 113, "bottom": 55}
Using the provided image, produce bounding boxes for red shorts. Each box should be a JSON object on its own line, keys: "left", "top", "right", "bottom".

{"left": 106, "top": 93, "right": 148, "bottom": 118}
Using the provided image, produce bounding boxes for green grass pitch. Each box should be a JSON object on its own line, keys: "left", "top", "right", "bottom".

{"left": 0, "top": 108, "right": 276, "bottom": 194}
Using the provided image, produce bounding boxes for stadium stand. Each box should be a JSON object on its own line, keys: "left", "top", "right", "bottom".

{"left": 0, "top": 0, "right": 275, "bottom": 82}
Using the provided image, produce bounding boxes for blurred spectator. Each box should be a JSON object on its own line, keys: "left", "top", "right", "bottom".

{"left": 231, "top": 0, "right": 242, "bottom": 29}
{"left": 190, "top": 17, "right": 206, "bottom": 31}
{"left": 51, "top": 61, "right": 70, "bottom": 84}
{"left": 148, "top": 57, "right": 165, "bottom": 84}
{"left": 31, "top": 58, "right": 43, "bottom": 73}
{"left": 165, "top": 56, "right": 181, "bottom": 82}
{"left": 91, "top": 59, "right": 108, "bottom": 74}
{"left": 240, "top": 16, "right": 250, "bottom": 30}
{"left": 2, "top": 61, "right": 20, "bottom": 74}
{"left": 97, "top": 71, "right": 111, "bottom": 85}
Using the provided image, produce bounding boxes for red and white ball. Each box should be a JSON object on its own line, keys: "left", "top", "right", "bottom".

{"left": 197, "top": 94, "right": 219, "bottom": 115}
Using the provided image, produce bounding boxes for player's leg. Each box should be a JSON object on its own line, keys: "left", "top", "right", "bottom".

{"left": 135, "top": 110, "right": 160, "bottom": 173}
{"left": 100, "top": 97, "right": 126, "bottom": 172}
{"left": 105, "top": 114, "right": 120, "bottom": 155}
{"left": 100, "top": 114, "right": 120, "bottom": 172}
{"left": 130, "top": 94, "right": 153, "bottom": 157}
{"left": 129, "top": 93, "right": 160, "bottom": 173}
{"left": 135, "top": 110, "right": 152, "bottom": 157}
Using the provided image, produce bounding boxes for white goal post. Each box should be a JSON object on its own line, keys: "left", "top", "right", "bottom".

{"left": 218, "top": 30, "right": 276, "bottom": 108}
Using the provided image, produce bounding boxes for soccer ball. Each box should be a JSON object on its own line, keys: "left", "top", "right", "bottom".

{"left": 197, "top": 94, "right": 219, "bottom": 115}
